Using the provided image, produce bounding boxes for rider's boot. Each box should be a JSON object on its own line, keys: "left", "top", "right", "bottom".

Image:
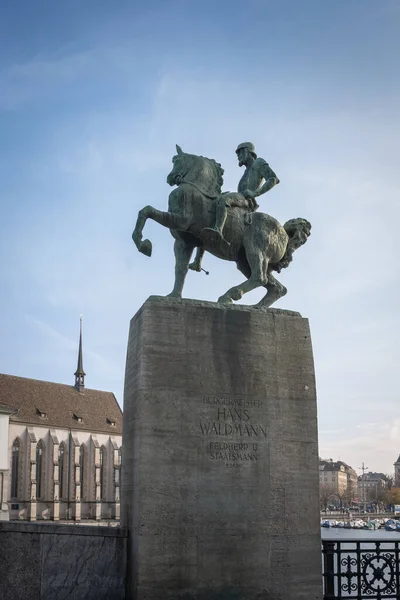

{"left": 203, "top": 199, "right": 229, "bottom": 243}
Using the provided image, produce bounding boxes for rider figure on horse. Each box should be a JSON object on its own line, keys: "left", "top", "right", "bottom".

{"left": 205, "top": 142, "right": 280, "bottom": 244}
{"left": 133, "top": 143, "right": 311, "bottom": 304}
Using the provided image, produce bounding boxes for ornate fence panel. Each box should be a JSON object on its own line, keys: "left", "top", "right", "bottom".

{"left": 322, "top": 539, "right": 400, "bottom": 599}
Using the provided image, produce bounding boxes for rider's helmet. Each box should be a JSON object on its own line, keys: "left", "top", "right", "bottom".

{"left": 235, "top": 142, "right": 257, "bottom": 159}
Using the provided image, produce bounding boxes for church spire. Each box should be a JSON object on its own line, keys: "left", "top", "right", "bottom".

{"left": 74, "top": 316, "right": 86, "bottom": 392}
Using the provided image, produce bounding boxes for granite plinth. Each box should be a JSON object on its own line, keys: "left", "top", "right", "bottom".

{"left": 122, "top": 296, "right": 322, "bottom": 600}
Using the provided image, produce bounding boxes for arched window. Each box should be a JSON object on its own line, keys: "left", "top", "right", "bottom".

{"left": 79, "top": 444, "right": 85, "bottom": 499}
{"left": 11, "top": 439, "right": 20, "bottom": 498}
{"left": 100, "top": 446, "right": 106, "bottom": 500}
{"left": 36, "top": 440, "right": 45, "bottom": 499}
{"left": 59, "top": 443, "right": 65, "bottom": 499}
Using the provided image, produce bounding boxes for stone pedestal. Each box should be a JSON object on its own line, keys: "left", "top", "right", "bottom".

{"left": 122, "top": 296, "right": 322, "bottom": 600}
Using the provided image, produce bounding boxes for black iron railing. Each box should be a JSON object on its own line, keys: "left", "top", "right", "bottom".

{"left": 322, "top": 539, "right": 400, "bottom": 599}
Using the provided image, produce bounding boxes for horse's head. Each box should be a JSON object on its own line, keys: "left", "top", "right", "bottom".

{"left": 166, "top": 145, "right": 187, "bottom": 187}
{"left": 167, "top": 144, "right": 224, "bottom": 198}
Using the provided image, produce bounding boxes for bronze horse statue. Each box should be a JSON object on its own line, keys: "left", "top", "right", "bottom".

{"left": 132, "top": 145, "right": 311, "bottom": 308}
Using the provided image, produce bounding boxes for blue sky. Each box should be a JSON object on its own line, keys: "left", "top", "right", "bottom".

{"left": 1, "top": 0, "right": 399, "bottom": 474}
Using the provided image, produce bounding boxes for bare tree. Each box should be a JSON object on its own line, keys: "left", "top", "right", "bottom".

{"left": 362, "top": 480, "right": 391, "bottom": 509}
{"left": 345, "top": 483, "right": 356, "bottom": 507}
{"left": 375, "top": 486, "right": 389, "bottom": 510}
{"left": 320, "top": 484, "right": 337, "bottom": 512}
{"left": 387, "top": 488, "right": 400, "bottom": 508}
{"left": 336, "top": 488, "right": 349, "bottom": 511}
{"left": 384, "top": 474, "right": 394, "bottom": 490}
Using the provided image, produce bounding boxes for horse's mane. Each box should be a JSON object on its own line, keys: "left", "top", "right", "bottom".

{"left": 272, "top": 218, "right": 312, "bottom": 273}
{"left": 204, "top": 157, "right": 224, "bottom": 191}
{"left": 175, "top": 152, "right": 224, "bottom": 198}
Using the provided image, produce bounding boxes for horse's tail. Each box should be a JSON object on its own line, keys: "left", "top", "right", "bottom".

{"left": 271, "top": 218, "right": 312, "bottom": 273}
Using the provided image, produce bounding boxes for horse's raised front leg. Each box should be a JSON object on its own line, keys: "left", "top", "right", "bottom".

{"left": 132, "top": 205, "right": 190, "bottom": 257}
{"left": 255, "top": 272, "right": 287, "bottom": 309}
{"left": 132, "top": 206, "right": 153, "bottom": 256}
{"left": 167, "top": 239, "right": 195, "bottom": 298}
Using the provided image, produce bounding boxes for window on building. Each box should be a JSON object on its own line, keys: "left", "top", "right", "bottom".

{"left": 100, "top": 446, "right": 106, "bottom": 501}
{"left": 80, "top": 444, "right": 85, "bottom": 499}
{"left": 118, "top": 447, "right": 122, "bottom": 467}
{"left": 59, "top": 443, "right": 65, "bottom": 499}
{"left": 36, "top": 440, "right": 45, "bottom": 499}
{"left": 11, "top": 439, "right": 20, "bottom": 498}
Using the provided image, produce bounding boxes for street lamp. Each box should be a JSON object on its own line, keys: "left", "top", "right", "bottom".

{"left": 358, "top": 462, "right": 369, "bottom": 513}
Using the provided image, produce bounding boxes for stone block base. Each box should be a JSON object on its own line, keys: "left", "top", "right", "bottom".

{"left": 122, "top": 297, "right": 322, "bottom": 600}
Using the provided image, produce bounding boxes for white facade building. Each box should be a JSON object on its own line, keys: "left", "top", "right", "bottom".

{"left": 0, "top": 323, "right": 122, "bottom": 522}
{"left": 0, "top": 403, "right": 16, "bottom": 520}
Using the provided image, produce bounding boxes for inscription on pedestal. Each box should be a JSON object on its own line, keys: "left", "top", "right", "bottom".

{"left": 198, "top": 395, "right": 266, "bottom": 468}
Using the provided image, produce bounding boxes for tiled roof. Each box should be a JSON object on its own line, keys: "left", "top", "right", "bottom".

{"left": 359, "top": 472, "right": 386, "bottom": 481}
{"left": 0, "top": 402, "right": 18, "bottom": 415}
{"left": 319, "top": 459, "right": 357, "bottom": 473}
{"left": 0, "top": 373, "right": 122, "bottom": 434}
{"left": 319, "top": 460, "right": 341, "bottom": 471}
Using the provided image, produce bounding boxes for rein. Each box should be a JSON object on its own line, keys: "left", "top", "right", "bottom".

{"left": 180, "top": 179, "right": 219, "bottom": 200}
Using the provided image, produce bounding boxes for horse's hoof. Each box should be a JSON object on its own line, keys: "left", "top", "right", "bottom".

{"left": 189, "top": 262, "right": 201, "bottom": 272}
{"left": 255, "top": 304, "right": 269, "bottom": 311}
{"left": 218, "top": 295, "right": 233, "bottom": 304}
{"left": 140, "top": 239, "right": 152, "bottom": 257}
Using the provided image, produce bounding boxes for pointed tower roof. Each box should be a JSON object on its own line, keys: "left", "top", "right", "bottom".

{"left": 74, "top": 316, "right": 86, "bottom": 392}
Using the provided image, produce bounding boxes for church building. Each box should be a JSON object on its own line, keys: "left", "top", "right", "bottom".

{"left": 0, "top": 320, "right": 122, "bottom": 522}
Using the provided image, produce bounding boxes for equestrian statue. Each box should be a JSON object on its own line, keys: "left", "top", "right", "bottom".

{"left": 132, "top": 143, "right": 311, "bottom": 308}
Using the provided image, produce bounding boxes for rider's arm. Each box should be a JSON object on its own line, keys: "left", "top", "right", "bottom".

{"left": 254, "top": 163, "right": 280, "bottom": 198}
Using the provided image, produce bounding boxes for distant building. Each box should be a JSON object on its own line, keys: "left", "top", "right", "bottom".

{"left": 319, "top": 459, "right": 358, "bottom": 504}
{"left": 358, "top": 472, "right": 388, "bottom": 504}
{"left": 0, "top": 320, "right": 122, "bottom": 522}
{"left": 394, "top": 455, "right": 400, "bottom": 487}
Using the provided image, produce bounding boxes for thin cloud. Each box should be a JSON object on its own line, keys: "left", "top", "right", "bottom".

{"left": 1, "top": 4, "right": 399, "bottom": 469}
{"left": 319, "top": 429, "right": 346, "bottom": 435}
{"left": 24, "top": 314, "right": 119, "bottom": 379}
{"left": 320, "top": 422, "right": 400, "bottom": 473}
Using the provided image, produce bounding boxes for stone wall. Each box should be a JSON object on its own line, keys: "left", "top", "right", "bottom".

{"left": 0, "top": 521, "right": 127, "bottom": 600}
